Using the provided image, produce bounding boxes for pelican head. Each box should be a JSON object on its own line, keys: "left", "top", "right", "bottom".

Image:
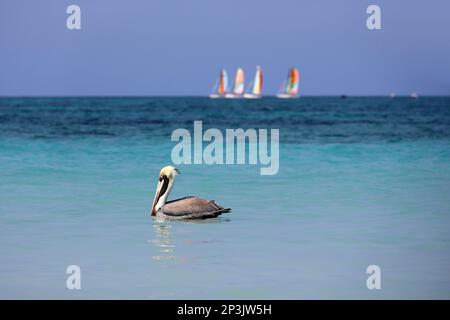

{"left": 151, "top": 166, "right": 180, "bottom": 216}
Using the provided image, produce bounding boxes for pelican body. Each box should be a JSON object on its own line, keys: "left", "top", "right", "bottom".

{"left": 151, "top": 166, "right": 231, "bottom": 220}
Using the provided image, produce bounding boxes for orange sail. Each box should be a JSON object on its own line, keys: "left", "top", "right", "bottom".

{"left": 218, "top": 69, "right": 228, "bottom": 95}
{"left": 286, "top": 68, "right": 299, "bottom": 95}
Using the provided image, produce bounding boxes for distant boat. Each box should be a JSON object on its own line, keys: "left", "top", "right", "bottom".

{"left": 276, "top": 68, "right": 299, "bottom": 98}
{"left": 411, "top": 92, "right": 419, "bottom": 99}
{"left": 225, "top": 68, "right": 245, "bottom": 99}
{"left": 209, "top": 69, "right": 228, "bottom": 99}
{"left": 244, "top": 66, "right": 263, "bottom": 99}
{"left": 390, "top": 93, "right": 396, "bottom": 98}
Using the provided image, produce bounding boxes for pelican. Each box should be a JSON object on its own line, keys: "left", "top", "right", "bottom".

{"left": 151, "top": 166, "right": 231, "bottom": 220}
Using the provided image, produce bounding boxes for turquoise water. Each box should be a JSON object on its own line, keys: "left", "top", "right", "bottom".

{"left": 1, "top": 97, "right": 450, "bottom": 299}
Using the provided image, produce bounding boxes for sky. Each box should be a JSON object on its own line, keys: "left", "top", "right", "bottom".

{"left": 1, "top": 0, "right": 450, "bottom": 96}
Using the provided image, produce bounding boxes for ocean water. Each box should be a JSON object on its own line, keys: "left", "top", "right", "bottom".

{"left": 1, "top": 97, "right": 450, "bottom": 299}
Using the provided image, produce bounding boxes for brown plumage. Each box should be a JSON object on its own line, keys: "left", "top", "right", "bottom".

{"left": 159, "top": 196, "right": 231, "bottom": 220}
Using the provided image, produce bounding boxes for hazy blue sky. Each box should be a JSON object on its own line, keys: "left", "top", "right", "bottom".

{"left": 1, "top": 0, "right": 449, "bottom": 96}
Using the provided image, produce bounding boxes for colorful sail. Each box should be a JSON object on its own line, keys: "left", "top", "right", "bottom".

{"left": 252, "top": 66, "right": 263, "bottom": 95}
{"left": 286, "top": 68, "right": 299, "bottom": 95}
{"left": 218, "top": 69, "right": 228, "bottom": 95}
{"left": 232, "top": 68, "right": 245, "bottom": 95}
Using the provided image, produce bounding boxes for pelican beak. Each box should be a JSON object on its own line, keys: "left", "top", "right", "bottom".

{"left": 151, "top": 175, "right": 169, "bottom": 216}
{"left": 151, "top": 179, "right": 163, "bottom": 216}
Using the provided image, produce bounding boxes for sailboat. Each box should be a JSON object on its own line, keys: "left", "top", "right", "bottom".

{"left": 276, "top": 68, "right": 300, "bottom": 98}
{"left": 225, "top": 68, "right": 245, "bottom": 98}
{"left": 209, "top": 69, "right": 228, "bottom": 99}
{"left": 243, "top": 66, "right": 263, "bottom": 99}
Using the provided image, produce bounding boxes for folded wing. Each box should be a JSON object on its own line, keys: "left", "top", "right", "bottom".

{"left": 161, "top": 196, "right": 231, "bottom": 219}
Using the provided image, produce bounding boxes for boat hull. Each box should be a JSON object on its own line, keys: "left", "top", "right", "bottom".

{"left": 224, "top": 94, "right": 244, "bottom": 99}
{"left": 276, "top": 93, "right": 299, "bottom": 99}
{"left": 243, "top": 94, "right": 261, "bottom": 99}
{"left": 209, "top": 94, "right": 226, "bottom": 99}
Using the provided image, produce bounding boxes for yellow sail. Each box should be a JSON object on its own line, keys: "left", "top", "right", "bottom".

{"left": 252, "top": 66, "right": 263, "bottom": 95}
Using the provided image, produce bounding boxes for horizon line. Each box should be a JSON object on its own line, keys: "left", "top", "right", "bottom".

{"left": 1, "top": 94, "right": 449, "bottom": 99}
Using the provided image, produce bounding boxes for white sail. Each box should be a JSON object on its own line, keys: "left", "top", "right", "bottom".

{"left": 244, "top": 66, "right": 263, "bottom": 99}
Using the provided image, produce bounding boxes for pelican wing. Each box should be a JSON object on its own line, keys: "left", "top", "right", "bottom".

{"left": 161, "top": 196, "right": 231, "bottom": 219}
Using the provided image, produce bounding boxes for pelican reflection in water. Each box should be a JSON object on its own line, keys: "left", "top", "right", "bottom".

{"left": 151, "top": 166, "right": 231, "bottom": 220}
{"left": 151, "top": 221, "right": 227, "bottom": 262}
{"left": 151, "top": 223, "right": 179, "bottom": 261}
